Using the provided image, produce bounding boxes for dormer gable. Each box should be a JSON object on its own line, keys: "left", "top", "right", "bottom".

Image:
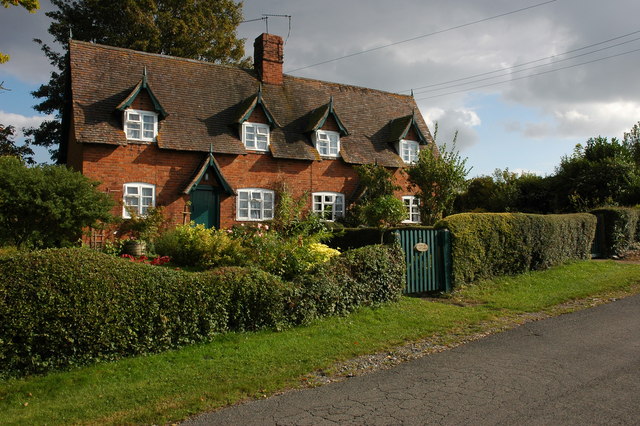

{"left": 388, "top": 111, "right": 428, "bottom": 164}
{"left": 387, "top": 111, "right": 427, "bottom": 145}
{"left": 305, "top": 97, "right": 349, "bottom": 136}
{"left": 116, "top": 70, "right": 168, "bottom": 119}
{"left": 233, "top": 85, "right": 278, "bottom": 128}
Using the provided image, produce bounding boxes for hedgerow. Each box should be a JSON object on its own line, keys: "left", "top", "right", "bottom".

{"left": 591, "top": 207, "right": 640, "bottom": 257}
{"left": 436, "top": 213, "right": 596, "bottom": 287}
{"left": 0, "top": 244, "right": 404, "bottom": 378}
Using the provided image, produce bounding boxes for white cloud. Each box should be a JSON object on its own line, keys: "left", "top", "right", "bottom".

{"left": 509, "top": 101, "right": 640, "bottom": 140}
{"left": 0, "top": 111, "right": 52, "bottom": 137}
{"left": 422, "top": 107, "right": 481, "bottom": 149}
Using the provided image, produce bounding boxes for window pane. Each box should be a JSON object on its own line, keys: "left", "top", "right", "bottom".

{"left": 142, "top": 187, "right": 153, "bottom": 196}
{"left": 128, "top": 113, "right": 140, "bottom": 122}
{"left": 126, "top": 186, "right": 139, "bottom": 195}
{"left": 124, "top": 196, "right": 139, "bottom": 207}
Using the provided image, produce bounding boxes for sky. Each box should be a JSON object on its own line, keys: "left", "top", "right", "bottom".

{"left": 1, "top": 0, "right": 640, "bottom": 177}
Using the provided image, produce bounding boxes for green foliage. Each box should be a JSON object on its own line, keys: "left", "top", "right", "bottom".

{"left": 436, "top": 213, "right": 596, "bottom": 287}
{"left": 0, "top": 244, "right": 405, "bottom": 377}
{"left": 118, "top": 206, "right": 169, "bottom": 243}
{"left": 455, "top": 170, "right": 554, "bottom": 214}
{"left": 270, "top": 183, "right": 332, "bottom": 240}
{"left": 29, "top": 0, "right": 248, "bottom": 161}
{"left": 0, "top": 156, "right": 114, "bottom": 248}
{"left": 554, "top": 136, "right": 640, "bottom": 211}
{"left": 347, "top": 163, "right": 406, "bottom": 233}
{"left": 591, "top": 207, "right": 640, "bottom": 257}
{"left": 0, "top": 125, "right": 34, "bottom": 164}
{"left": 293, "top": 244, "right": 406, "bottom": 320}
{"left": 154, "top": 223, "right": 246, "bottom": 268}
{"left": 353, "top": 163, "right": 400, "bottom": 201}
{"left": 406, "top": 141, "right": 471, "bottom": 225}
{"left": 360, "top": 195, "right": 407, "bottom": 242}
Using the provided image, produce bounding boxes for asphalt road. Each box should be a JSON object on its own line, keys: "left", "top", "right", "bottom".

{"left": 185, "top": 294, "right": 640, "bottom": 425}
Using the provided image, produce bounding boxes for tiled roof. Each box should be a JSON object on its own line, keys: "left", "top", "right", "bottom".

{"left": 69, "top": 40, "right": 434, "bottom": 167}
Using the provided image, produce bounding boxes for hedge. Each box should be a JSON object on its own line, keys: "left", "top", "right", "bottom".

{"left": 591, "top": 207, "right": 640, "bottom": 258}
{"left": 0, "top": 245, "right": 405, "bottom": 377}
{"left": 435, "top": 213, "right": 596, "bottom": 287}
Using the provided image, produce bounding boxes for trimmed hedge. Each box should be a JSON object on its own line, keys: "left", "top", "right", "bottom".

{"left": 436, "top": 213, "right": 596, "bottom": 287}
{"left": 591, "top": 207, "right": 640, "bottom": 258}
{"left": 293, "top": 244, "right": 407, "bottom": 319}
{"left": 0, "top": 245, "right": 404, "bottom": 377}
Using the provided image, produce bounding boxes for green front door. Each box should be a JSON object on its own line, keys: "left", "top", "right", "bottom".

{"left": 191, "top": 185, "right": 220, "bottom": 228}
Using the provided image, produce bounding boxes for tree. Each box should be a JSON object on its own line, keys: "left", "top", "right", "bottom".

{"left": 1, "top": 0, "right": 39, "bottom": 63}
{"left": 27, "top": 0, "right": 249, "bottom": 161}
{"left": 405, "top": 134, "right": 471, "bottom": 225}
{"left": 361, "top": 195, "right": 407, "bottom": 243}
{"left": 553, "top": 136, "right": 640, "bottom": 211}
{"left": 0, "top": 124, "right": 35, "bottom": 164}
{"left": 343, "top": 163, "right": 406, "bottom": 240}
{"left": 0, "top": 156, "right": 114, "bottom": 248}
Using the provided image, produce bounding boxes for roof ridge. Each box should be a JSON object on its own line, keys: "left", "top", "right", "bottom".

{"left": 69, "top": 40, "right": 413, "bottom": 100}
{"left": 69, "top": 39, "right": 249, "bottom": 72}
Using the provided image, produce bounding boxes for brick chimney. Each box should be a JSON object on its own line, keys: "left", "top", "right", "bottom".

{"left": 254, "top": 33, "right": 284, "bottom": 85}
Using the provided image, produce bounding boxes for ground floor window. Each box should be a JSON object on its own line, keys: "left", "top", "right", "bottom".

{"left": 237, "top": 188, "right": 274, "bottom": 221}
{"left": 123, "top": 182, "right": 155, "bottom": 218}
{"left": 402, "top": 195, "right": 420, "bottom": 223}
{"left": 312, "top": 192, "right": 345, "bottom": 221}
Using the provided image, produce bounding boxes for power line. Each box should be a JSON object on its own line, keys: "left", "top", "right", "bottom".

{"left": 286, "top": 0, "right": 558, "bottom": 73}
{"left": 402, "top": 29, "right": 640, "bottom": 93}
{"left": 413, "top": 34, "right": 640, "bottom": 95}
{"left": 414, "top": 46, "right": 640, "bottom": 101}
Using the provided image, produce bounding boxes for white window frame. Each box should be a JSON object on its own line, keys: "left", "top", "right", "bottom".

{"left": 124, "top": 109, "right": 158, "bottom": 142}
{"left": 398, "top": 139, "right": 420, "bottom": 164}
{"left": 236, "top": 188, "right": 275, "bottom": 221}
{"left": 402, "top": 196, "right": 421, "bottom": 224}
{"left": 123, "top": 182, "right": 156, "bottom": 218}
{"left": 242, "top": 122, "right": 270, "bottom": 151}
{"left": 312, "top": 192, "right": 345, "bottom": 221}
{"left": 313, "top": 130, "right": 340, "bottom": 157}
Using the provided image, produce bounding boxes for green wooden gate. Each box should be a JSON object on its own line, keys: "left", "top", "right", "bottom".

{"left": 395, "top": 228, "right": 452, "bottom": 294}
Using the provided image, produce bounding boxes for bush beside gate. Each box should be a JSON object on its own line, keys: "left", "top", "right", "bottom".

{"left": 436, "top": 213, "right": 596, "bottom": 287}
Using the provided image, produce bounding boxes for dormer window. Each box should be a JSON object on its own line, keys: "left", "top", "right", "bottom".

{"left": 242, "top": 122, "right": 270, "bottom": 151}
{"left": 314, "top": 130, "right": 340, "bottom": 157}
{"left": 399, "top": 139, "right": 420, "bottom": 164}
{"left": 124, "top": 109, "right": 158, "bottom": 141}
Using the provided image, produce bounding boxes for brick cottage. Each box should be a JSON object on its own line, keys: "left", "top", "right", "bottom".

{"left": 63, "top": 33, "right": 434, "bottom": 229}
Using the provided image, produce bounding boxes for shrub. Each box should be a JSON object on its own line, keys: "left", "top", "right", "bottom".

{"left": 0, "top": 156, "right": 114, "bottom": 249}
{"left": 205, "top": 267, "right": 295, "bottom": 332}
{"left": 591, "top": 207, "right": 640, "bottom": 257}
{"left": 0, "top": 245, "right": 404, "bottom": 377}
{"left": 0, "top": 248, "right": 229, "bottom": 376}
{"left": 154, "top": 223, "right": 246, "bottom": 268}
{"left": 436, "top": 213, "right": 596, "bottom": 287}
{"left": 294, "top": 244, "right": 406, "bottom": 319}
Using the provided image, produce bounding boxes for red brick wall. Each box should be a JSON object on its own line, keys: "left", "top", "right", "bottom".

{"left": 80, "top": 141, "right": 416, "bottom": 229}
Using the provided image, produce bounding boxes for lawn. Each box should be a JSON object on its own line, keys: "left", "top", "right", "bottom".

{"left": 1, "top": 260, "right": 639, "bottom": 425}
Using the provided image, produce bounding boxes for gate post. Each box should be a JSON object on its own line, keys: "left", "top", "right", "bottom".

{"left": 440, "top": 230, "right": 452, "bottom": 292}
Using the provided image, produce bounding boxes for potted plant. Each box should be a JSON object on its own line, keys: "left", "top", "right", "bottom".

{"left": 119, "top": 207, "right": 167, "bottom": 256}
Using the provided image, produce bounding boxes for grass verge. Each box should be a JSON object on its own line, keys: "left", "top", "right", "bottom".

{"left": 1, "top": 260, "right": 640, "bottom": 424}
